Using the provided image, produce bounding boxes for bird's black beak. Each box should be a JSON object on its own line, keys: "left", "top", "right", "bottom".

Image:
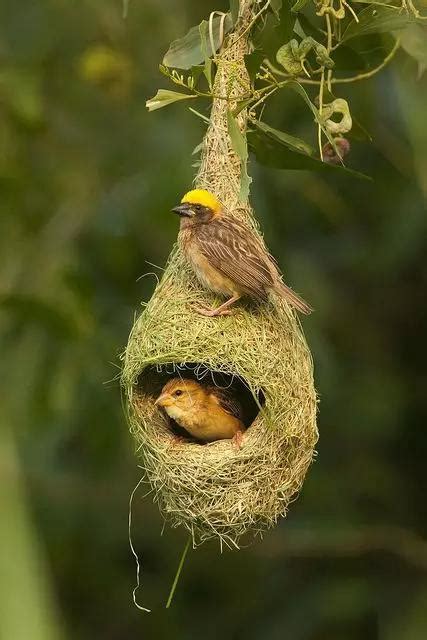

{"left": 171, "top": 203, "right": 194, "bottom": 217}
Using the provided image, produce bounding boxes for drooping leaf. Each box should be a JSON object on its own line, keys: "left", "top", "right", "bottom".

{"left": 253, "top": 120, "right": 315, "bottom": 155}
{"left": 291, "top": 0, "right": 310, "bottom": 13}
{"left": 341, "top": 6, "right": 420, "bottom": 42}
{"left": 163, "top": 14, "right": 233, "bottom": 69}
{"left": 229, "top": 0, "right": 239, "bottom": 24}
{"left": 275, "top": 0, "right": 297, "bottom": 43}
{"left": 244, "top": 51, "right": 265, "bottom": 83}
{"left": 227, "top": 110, "right": 252, "bottom": 201}
{"left": 349, "top": 116, "right": 373, "bottom": 142}
{"left": 232, "top": 98, "right": 254, "bottom": 117}
{"left": 284, "top": 81, "right": 339, "bottom": 152}
{"left": 188, "top": 107, "right": 210, "bottom": 123}
{"left": 252, "top": 4, "right": 297, "bottom": 60}
{"left": 248, "top": 127, "right": 370, "bottom": 179}
{"left": 146, "top": 89, "right": 197, "bottom": 111}
{"left": 400, "top": 24, "right": 427, "bottom": 78}
{"left": 295, "top": 14, "right": 323, "bottom": 39}
{"left": 199, "top": 21, "right": 213, "bottom": 89}
{"left": 334, "top": 32, "right": 396, "bottom": 74}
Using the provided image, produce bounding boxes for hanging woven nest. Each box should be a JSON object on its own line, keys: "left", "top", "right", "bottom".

{"left": 122, "top": 1, "right": 318, "bottom": 548}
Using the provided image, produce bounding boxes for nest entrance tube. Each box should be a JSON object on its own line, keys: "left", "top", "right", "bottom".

{"left": 122, "top": 0, "right": 318, "bottom": 547}
{"left": 136, "top": 363, "right": 265, "bottom": 442}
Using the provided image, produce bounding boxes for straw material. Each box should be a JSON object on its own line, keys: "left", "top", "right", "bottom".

{"left": 122, "top": 0, "right": 318, "bottom": 548}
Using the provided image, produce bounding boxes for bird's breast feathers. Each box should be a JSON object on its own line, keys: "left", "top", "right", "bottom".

{"left": 179, "top": 228, "right": 238, "bottom": 297}
{"left": 179, "top": 218, "right": 275, "bottom": 301}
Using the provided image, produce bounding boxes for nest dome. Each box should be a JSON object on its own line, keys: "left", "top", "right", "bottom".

{"left": 123, "top": 248, "right": 317, "bottom": 546}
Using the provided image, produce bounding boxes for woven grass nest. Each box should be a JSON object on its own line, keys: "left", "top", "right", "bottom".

{"left": 122, "top": 1, "right": 318, "bottom": 548}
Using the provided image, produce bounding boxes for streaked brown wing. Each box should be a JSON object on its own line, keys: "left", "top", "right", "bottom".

{"left": 195, "top": 217, "right": 274, "bottom": 299}
{"left": 209, "top": 387, "right": 243, "bottom": 421}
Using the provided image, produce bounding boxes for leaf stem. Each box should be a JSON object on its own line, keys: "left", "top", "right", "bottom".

{"left": 318, "top": 70, "right": 325, "bottom": 160}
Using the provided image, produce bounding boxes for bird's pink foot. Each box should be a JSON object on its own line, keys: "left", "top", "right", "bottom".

{"left": 171, "top": 434, "right": 185, "bottom": 445}
{"left": 231, "top": 430, "right": 244, "bottom": 450}
{"left": 192, "top": 304, "right": 232, "bottom": 317}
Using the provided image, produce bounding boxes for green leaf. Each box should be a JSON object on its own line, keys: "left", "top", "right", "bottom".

{"left": 342, "top": 6, "right": 419, "bottom": 42}
{"left": 146, "top": 89, "right": 196, "bottom": 111}
{"left": 232, "top": 98, "right": 254, "bottom": 117}
{"left": 349, "top": 115, "right": 373, "bottom": 142}
{"left": 163, "top": 14, "right": 233, "bottom": 69}
{"left": 295, "top": 14, "right": 323, "bottom": 39}
{"left": 276, "top": 0, "right": 297, "bottom": 43}
{"left": 189, "top": 64, "right": 205, "bottom": 86}
{"left": 400, "top": 24, "right": 427, "bottom": 78}
{"left": 333, "top": 33, "right": 395, "bottom": 74}
{"left": 291, "top": 0, "right": 310, "bottom": 13}
{"left": 253, "top": 120, "right": 315, "bottom": 155}
{"left": 284, "top": 81, "right": 338, "bottom": 151}
{"left": 229, "top": 0, "right": 239, "bottom": 24}
{"left": 244, "top": 51, "right": 265, "bottom": 83}
{"left": 199, "top": 21, "right": 213, "bottom": 89}
{"left": 248, "top": 127, "right": 370, "bottom": 179}
{"left": 227, "top": 110, "right": 252, "bottom": 201}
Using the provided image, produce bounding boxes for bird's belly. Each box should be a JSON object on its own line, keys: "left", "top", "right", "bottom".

{"left": 185, "top": 414, "right": 241, "bottom": 442}
{"left": 183, "top": 240, "right": 237, "bottom": 297}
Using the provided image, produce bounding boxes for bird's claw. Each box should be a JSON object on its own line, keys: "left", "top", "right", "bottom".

{"left": 192, "top": 304, "right": 232, "bottom": 317}
{"left": 231, "top": 430, "right": 244, "bottom": 450}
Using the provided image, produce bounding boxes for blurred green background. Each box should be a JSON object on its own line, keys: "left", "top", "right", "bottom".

{"left": 1, "top": 1, "right": 427, "bottom": 638}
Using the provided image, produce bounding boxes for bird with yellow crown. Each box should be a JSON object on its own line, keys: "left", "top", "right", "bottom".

{"left": 171, "top": 189, "right": 312, "bottom": 317}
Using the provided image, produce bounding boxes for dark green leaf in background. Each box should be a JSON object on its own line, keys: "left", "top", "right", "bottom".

{"left": 400, "top": 24, "right": 427, "bottom": 78}
{"left": 229, "top": 0, "right": 240, "bottom": 24}
{"left": 199, "top": 21, "right": 213, "bottom": 89}
{"left": 342, "top": 6, "right": 420, "bottom": 42}
{"left": 291, "top": 0, "right": 310, "bottom": 13}
{"left": 244, "top": 50, "right": 265, "bottom": 83}
{"left": 248, "top": 121, "right": 370, "bottom": 179}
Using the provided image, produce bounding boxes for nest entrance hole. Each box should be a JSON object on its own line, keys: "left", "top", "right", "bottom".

{"left": 136, "top": 362, "right": 265, "bottom": 442}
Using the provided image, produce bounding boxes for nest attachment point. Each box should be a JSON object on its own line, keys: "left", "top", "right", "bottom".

{"left": 122, "top": 2, "right": 318, "bottom": 548}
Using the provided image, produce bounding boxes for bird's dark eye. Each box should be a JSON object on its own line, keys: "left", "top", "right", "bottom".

{"left": 174, "top": 389, "right": 183, "bottom": 397}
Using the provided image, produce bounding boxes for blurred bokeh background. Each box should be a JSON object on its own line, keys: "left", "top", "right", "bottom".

{"left": 1, "top": 1, "right": 427, "bottom": 638}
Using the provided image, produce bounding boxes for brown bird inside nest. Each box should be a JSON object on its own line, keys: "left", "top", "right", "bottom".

{"left": 172, "top": 188, "right": 312, "bottom": 317}
{"left": 155, "top": 377, "right": 245, "bottom": 446}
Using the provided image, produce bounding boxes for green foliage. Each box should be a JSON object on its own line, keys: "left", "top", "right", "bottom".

{"left": 148, "top": 0, "right": 427, "bottom": 174}
{"left": 341, "top": 5, "right": 421, "bottom": 41}
{"left": 162, "top": 13, "right": 233, "bottom": 69}
{"left": 146, "top": 88, "right": 197, "bottom": 111}
{"left": 400, "top": 23, "right": 427, "bottom": 76}
{"left": 2, "top": 0, "right": 427, "bottom": 638}
{"left": 227, "top": 110, "right": 252, "bottom": 199}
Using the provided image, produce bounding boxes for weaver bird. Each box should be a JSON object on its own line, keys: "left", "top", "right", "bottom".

{"left": 155, "top": 378, "right": 245, "bottom": 444}
{"left": 171, "top": 189, "right": 312, "bottom": 317}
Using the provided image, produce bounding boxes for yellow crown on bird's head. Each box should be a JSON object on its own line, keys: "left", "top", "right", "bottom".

{"left": 181, "top": 189, "right": 222, "bottom": 214}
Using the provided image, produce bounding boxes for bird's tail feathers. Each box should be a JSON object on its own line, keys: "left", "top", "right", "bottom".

{"left": 276, "top": 281, "right": 313, "bottom": 315}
